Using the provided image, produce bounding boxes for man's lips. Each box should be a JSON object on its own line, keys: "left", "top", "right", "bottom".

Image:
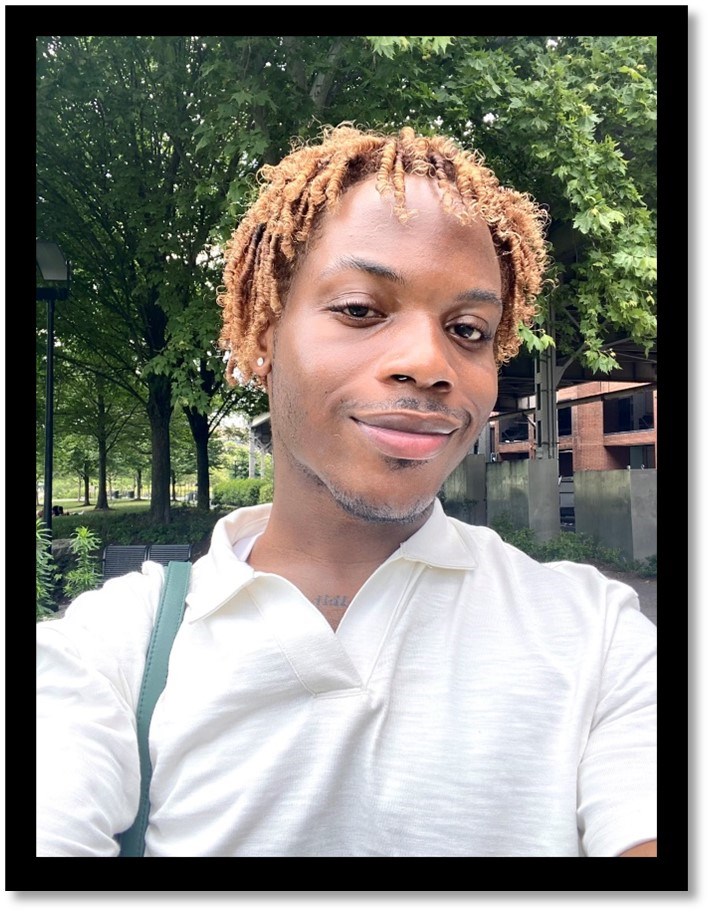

{"left": 352, "top": 412, "right": 461, "bottom": 460}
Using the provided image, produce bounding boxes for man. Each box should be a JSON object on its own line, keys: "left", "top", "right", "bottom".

{"left": 37, "top": 125, "right": 656, "bottom": 857}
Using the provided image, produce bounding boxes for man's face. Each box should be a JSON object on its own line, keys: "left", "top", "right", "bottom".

{"left": 263, "top": 175, "right": 503, "bottom": 524}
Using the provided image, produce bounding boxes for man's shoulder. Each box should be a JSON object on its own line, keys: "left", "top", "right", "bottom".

{"left": 442, "top": 515, "right": 542, "bottom": 570}
{"left": 444, "top": 515, "right": 643, "bottom": 615}
{"left": 37, "top": 560, "right": 168, "bottom": 654}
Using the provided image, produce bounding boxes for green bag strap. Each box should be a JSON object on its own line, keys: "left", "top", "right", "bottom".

{"left": 118, "top": 560, "right": 192, "bottom": 857}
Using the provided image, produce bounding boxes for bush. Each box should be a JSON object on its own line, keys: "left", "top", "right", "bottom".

{"left": 539, "top": 533, "right": 631, "bottom": 569}
{"left": 211, "top": 478, "right": 262, "bottom": 508}
{"left": 64, "top": 526, "right": 102, "bottom": 600}
{"left": 36, "top": 518, "right": 58, "bottom": 619}
{"left": 636, "top": 554, "right": 657, "bottom": 578}
{"left": 488, "top": 515, "right": 544, "bottom": 560}
{"left": 258, "top": 481, "right": 274, "bottom": 504}
{"left": 50, "top": 506, "right": 229, "bottom": 553}
{"left": 488, "top": 514, "right": 655, "bottom": 577}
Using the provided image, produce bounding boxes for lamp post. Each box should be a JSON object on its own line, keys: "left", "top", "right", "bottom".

{"left": 36, "top": 240, "right": 70, "bottom": 535}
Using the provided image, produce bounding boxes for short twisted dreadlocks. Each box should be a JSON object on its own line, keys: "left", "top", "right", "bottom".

{"left": 218, "top": 124, "right": 548, "bottom": 386}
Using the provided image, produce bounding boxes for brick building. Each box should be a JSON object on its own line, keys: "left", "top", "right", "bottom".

{"left": 489, "top": 381, "right": 657, "bottom": 475}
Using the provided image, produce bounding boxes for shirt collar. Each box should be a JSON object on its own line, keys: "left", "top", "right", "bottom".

{"left": 184, "top": 499, "right": 476, "bottom": 623}
{"left": 396, "top": 498, "right": 477, "bottom": 570}
{"left": 184, "top": 503, "right": 270, "bottom": 623}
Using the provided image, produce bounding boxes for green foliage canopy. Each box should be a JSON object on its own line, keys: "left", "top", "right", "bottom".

{"left": 363, "top": 35, "right": 657, "bottom": 373}
{"left": 37, "top": 35, "right": 657, "bottom": 516}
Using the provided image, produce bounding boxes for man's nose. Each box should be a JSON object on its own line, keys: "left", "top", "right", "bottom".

{"left": 378, "top": 315, "right": 456, "bottom": 393}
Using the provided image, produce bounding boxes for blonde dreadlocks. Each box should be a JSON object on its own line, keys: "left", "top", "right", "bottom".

{"left": 218, "top": 124, "right": 549, "bottom": 386}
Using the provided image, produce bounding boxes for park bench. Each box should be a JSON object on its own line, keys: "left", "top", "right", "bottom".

{"left": 102, "top": 543, "right": 193, "bottom": 581}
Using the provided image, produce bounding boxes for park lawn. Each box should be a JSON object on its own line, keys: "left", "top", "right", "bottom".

{"left": 39, "top": 498, "right": 153, "bottom": 515}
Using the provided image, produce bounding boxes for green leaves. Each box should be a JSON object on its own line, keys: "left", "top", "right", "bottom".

{"left": 612, "top": 250, "right": 657, "bottom": 282}
{"left": 36, "top": 519, "right": 59, "bottom": 619}
{"left": 518, "top": 323, "right": 556, "bottom": 354}
{"left": 37, "top": 30, "right": 658, "bottom": 497}
{"left": 446, "top": 34, "right": 658, "bottom": 371}
{"left": 573, "top": 206, "right": 626, "bottom": 235}
{"left": 64, "top": 526, "right": 103, "bottom": 600}
{"left": 365, "top": 37, "right": 453, "bottom": 59}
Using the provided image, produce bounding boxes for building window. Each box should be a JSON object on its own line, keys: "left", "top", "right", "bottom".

{"left": 499, "top": 415, "right": 530, "bottom": 443}
{"left": 629, "top": 445, "right": 656, "bottom": 469}
{"left": 558, "top": 406, "right": 572, "bottom": 436}
{"left": 559, "top": 450, "right": 573, "bottom": 476}
{"left": 603, "top": 389, "right": 655, "bottom": 433}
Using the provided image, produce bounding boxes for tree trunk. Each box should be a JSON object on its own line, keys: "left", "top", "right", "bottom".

{"left": 83, "top": 473, "right": 91, "bottom": 505}
{"left": 184, "top": 406, "right": 211, "bottom": 511}
{"left": 95, "top": 408, "right": 110, "bottom": 509}
{"left": 94, "top": 392, "right": 110, "bottom": 509}
{"left": 147, "top": 374, "right": 172, "bottom": 523}
{"left": 135, "top": 467, "right": 142, "bottom": 500}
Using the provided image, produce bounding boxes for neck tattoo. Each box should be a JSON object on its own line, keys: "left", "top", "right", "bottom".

{"left": 312, "top": 594, "right": 351, "bottom": 609}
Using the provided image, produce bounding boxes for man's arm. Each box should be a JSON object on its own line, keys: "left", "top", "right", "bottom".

{"left": 619, "top": 840, "right": 657, "bottom": 857}
{"left": 36, "top": 571, "right": 163, "bottom": 855}
{"left": 571, "top": 571, "right": 657, "bottom": 858}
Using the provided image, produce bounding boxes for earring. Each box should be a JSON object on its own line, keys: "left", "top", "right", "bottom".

{"left": 257, "top": 357, "right": 265, "bottom": 367}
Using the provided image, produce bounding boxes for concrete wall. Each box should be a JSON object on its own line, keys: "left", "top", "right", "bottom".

{"left": 442, "top": 460, "right": 657, "bottom": 558}
{"left": 575, "top": 469, "right": 657, "bottom": 561}
{"left": 485, "top": 457, "right": 559, "bottom": 541}
{"left": 441, "top": 454, "right": 487, "bottom": 525}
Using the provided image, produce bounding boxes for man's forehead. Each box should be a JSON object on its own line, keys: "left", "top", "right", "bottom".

{"left": 333, "top": 172, "right": 466, "bottom": 221}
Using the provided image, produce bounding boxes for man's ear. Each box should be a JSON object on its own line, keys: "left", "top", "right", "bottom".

{"left": 253, "top": 320, "right": 275, "bottom": 381}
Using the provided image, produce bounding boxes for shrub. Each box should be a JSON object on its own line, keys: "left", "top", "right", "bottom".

{"left": 489, "top": 515, "right": 544, "bottom": 560}
{"left": 488, "top": 514, "right": 654, "bottom": 576}
{"left": 258, "top": 481, "right": 274, "bottom": 504}
{"left": 211, "top": 478, "right": 262, "bottom": 508}
{"left": 636, "top": 554, "right": 657, "bottom": 578}
{"left": 64, "top": 526, "right": 102, "bottom": 600}
{"left": 50, "top": 506, "right": 229, "bottom": 552}
{"left": 36, "top": 518, "right": 58, "bottom": 619}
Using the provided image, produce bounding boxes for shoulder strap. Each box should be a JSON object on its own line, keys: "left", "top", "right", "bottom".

{"left": 118, "top": 560, "right": 192, "bottom": 857}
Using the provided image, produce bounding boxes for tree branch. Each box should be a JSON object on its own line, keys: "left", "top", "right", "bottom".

{"left": 310, "top": 38, "right": 345, "bottom": 111}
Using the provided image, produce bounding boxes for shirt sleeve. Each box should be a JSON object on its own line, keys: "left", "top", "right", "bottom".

{"left": 36, "top": 565, "right": 164, "bottom": 856}
{"left": 574, "top": 574, "right": 657, "bottom": 857}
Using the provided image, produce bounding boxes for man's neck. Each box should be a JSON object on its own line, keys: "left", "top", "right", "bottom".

{"left": 260, "top": 491, "right": 430, "bottom": 564}
{"left": 246, "top": 483, "right": 433, "bottom": 630}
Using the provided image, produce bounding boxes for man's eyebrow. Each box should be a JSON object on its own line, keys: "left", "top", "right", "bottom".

{"left": 320, "top": 256, "right": 407, "bottom": 284}
{"left": 320, "top": 256, "right": 503, "bottom": 309}
{"left": 455, "top": 288, "right": 503, "bottom": 310}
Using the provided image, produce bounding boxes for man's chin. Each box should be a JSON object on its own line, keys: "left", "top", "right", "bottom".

{"left": 330, "top": 486, "right": 436, "bottom": 526}
{"left": 287, "top": 452, "right": 440, "bottom": 525}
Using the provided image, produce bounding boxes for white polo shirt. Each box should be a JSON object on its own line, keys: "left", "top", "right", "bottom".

{"left": 36, "top": 500, "right": 656, "bottom": 857}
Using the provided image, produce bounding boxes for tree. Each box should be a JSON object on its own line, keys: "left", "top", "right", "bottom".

{"left": 36, "top": 35, "right": 423, "bottom": 519}
{"left": 53, "top": 356, "right": 143, "bottom": 508}
{"left": 109, "top": 420, "right": 153, "bottom": 502}
{"left": 362, "top": 35, "right": 657, "bottom": 374}
{"left": 54, "top": 434, "right": 97, "bottom": 507}
{"left": 37, "top": 35, "right": 657, "bottom": 522}
{"left": 36, "top": 36, "right": 260, "bottom": 521}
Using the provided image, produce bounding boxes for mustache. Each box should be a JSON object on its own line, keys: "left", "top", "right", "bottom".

{"left": 342, "top": 397, "right": 472, "bottom": 429}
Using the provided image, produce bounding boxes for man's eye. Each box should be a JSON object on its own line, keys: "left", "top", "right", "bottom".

{"left": 449, "top": 322, "right": 485, "bottom": 341}
{"left": 344, "top": 304, "right": 372, "bottom": 318}
{"left": 331, "top": 303, "right": 378, "bottom": 319}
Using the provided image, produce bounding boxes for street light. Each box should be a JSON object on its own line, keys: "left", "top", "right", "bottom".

{"left": 36, "top": 240, "right": 70, "bottom": 535}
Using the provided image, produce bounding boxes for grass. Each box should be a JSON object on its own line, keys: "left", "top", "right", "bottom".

{"left": 42, "top": 501, "right": 229, "bottom": 560}
{"left": 38, "top": 497, "right": 153, "bottom": 515}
